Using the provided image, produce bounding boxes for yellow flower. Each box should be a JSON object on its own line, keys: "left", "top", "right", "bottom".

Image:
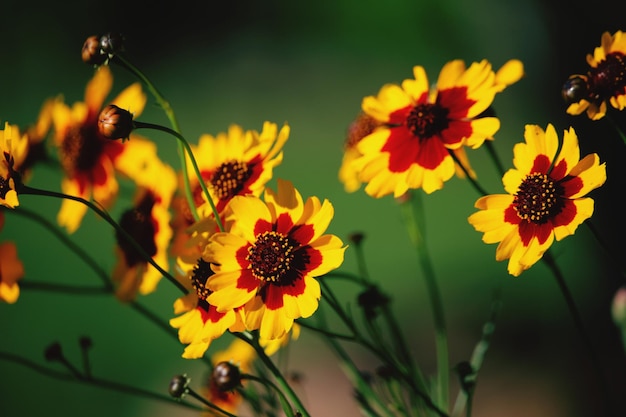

{"left": 563, "top": 30, "right": 626, "bottom": 120}
{"left": 50, "top": 65, "right": 160, "bottom": 233}
{"left": 0, "top": 122, "right": 28, "bottom": 209}
{"left": 260, "top": 322, "right": 301, "bottom": 356}
{"left": 170, "top": 217, "right": 246, "bottom": 359}
{"left": 171, "top": 122, "right": 289, "bottom": 258}
{"left": 111, "top": 159, "right": 177, "bottom": 301}
{"left": 468, "top": 124, "right": 606, "bottom": 276}
{"left": 205, "top": 179, "right": 346, "bottom": 340}
{"left": 350, "top": 59, "right": 523, "bottom": 197}
{"left": 0, "top": 210, "right": 24, "bottom": 303}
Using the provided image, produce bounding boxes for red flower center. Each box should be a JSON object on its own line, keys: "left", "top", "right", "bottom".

{"left": 406, "top": 103, "right": 450, "bottom": 139}
{"left": 588, "top": 52, "right": 626, "bottom": 103}
{"left": 61, "top": 123, "right": 104, "bottom": 175}
{"left": 211, "top": 161, "right": 252, "bottom": 201}
{"left": 513, "top": 173, "right": 564, "bottom": 224}
{"left": 247, "top": 231, "right": 296, "bottom": 283}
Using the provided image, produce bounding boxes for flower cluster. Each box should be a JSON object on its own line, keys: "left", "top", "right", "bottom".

{"left": 1, "top": 27, "right": 625, "bottom": 417}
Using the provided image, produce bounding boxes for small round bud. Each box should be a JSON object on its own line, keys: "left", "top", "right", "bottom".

{"left": 347, "top": 232, "right": 365, "bottom": 245}
{"left": 212, "top": 361, "right": 242, "bottom": 392}
{"left": 82, "top": 35, "right": 107, "bottom": 66}
{"left": 169, "top": 374, "right": 190, "bottom": 398}
{"left": 79, "top": 336, "right": 93, "bottom": 350}
{"left": 44, "top": 342, "right": 64, "bottom": 362}
{"left": 562, "top": 75, "right": 589, "bottom": 105}
{"left": 357, "top": 285, "right": 390, "bottom": 319}
{"left": 100, "top": 32, "right": 125, "bottom": 56}
{"left": 98, "top": 104, "right": 134, "bottom": 140}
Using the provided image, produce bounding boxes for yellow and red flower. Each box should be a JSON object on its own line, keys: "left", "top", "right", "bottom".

{"left": 468, "top": 124, "right": 606, "bottom": 276}
{"left": 563, "top": 30, "right": 626, "bottom": 120}
{"left": 205, "top": 179, "right": 346, "bottom": 340}
{"left": 0, "top": 210, "right": 24, "bottom": 303}
{"left": 170, "top": 216, "right": 246, "bottom": 359}
{"left": 349, "top": 59, "right": 523, "bottom": 197}
{"left": 111, "top": 159, "right": 177, "bottom": 301}
{"left": 50, "top": 65, "right": 160, "bottom": 233}
{"left": 170, "top": 122, "right": 289, "bottom": 258}
{"left": 0, "top": 122, "right": 28, "bottom": 209}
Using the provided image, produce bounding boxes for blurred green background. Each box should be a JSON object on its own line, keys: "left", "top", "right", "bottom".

{"left": 1, "top": 1, "right": 625, "bottom": 416}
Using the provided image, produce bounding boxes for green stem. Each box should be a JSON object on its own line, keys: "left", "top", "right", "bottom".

{"left": 584, "top": 219, "right": 626, "bottom": 279}
{"left": 133, "top": 120, "right": 224, "bottom": 232}
{"left": 605, "top": 113, "right": 626, "bottom": 146}
{"left": 448, "top": 150, "right": 490, "bottom": 196}
{"left": 20, "top": 281, "right": 111, "bottom": 295}
{"left": 19, "top": 185, "right": 188, "bottom": 294}
{"left": 235, "top": 331, "right": 311, "bottom": 417}
{"left": 400, "top": 191, "right": 449, "bottom": 412}
{"left": 10, "top": 207, "right": 113, "bottom": 289}
{"left": 0, "top": 351, "right": 203, "bottom": 411}
{"left": 244, "top": 374, "right": 297, "bottom": 417}
{"left": 484, "top": 141, "right": 506, "bottom": 177}
{"left": 541, "top": 250, "right": 613, "bottom": 413}
{"left": 111, "top": 55, "right": 199, "bottom": 222}
{"left": 183, "top": 386, "right": 240, "bottom": 417}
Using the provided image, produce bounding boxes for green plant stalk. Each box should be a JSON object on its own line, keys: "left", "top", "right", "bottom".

{"left": 19, "top": 185, "right": 188, "bottom": 294}
{"left": 235, "top": 331, "right": 311, "bottom": 417}
{"left": 400, "top": 191, "right": 449, "bottom": 412}
{"left": 112, "top": 55, "right": 199, "bottom": 222}
{"left": 244, "top": 374, "right": 298, "bottom": 417}
{"left": 133, "top": 121, "right": 224, "bottom": 232}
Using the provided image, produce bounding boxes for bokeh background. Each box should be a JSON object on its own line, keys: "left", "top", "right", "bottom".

{"left": 1, "top": 1, "right": 625, "bottom": 416}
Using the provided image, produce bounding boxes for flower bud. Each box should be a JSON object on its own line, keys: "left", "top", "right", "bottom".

{"left": 100, "top": 32, "right": 125, "bottom": 56}
{"left": 169, "top": 374, "right": 190, "bottom": 398}
{"left": 562, "top": 75, "right": 589, "bottom": 105}
{"left": 212, "top": 361, "right": 242, "bottom": 392}
{"left": 98, "top": 104, "right": 134, "bottom": 140}
{"left": 81, "top": 35, "right": 107, "bottom": 66}
{"left": 44, "top": 342, "right": 64, "bottom": 362}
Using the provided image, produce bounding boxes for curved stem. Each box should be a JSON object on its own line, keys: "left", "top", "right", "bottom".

{"left": 448, "top": 149, "right": 490, "bottom": 196}
{"left": 19, "top": 185, "right": 188, "bottom": 294}
{"left": 111, "top": 55, "right": 199, "bottom": 222}
{"left": 234, "top": 331, "right": 311, "bottom": 417}
{"left": 243, "top": 374, "right": 298, "bottom": 417}
{"left": 542, "top": 250, "right": 613, "bottom": 413}
{"left": 0, "top": 351, "right": 203, "bottom": 411}
{"left": 133, "top": 121, "right": 224, "bottom": 232}
{"left": 605, "top": 113, "right": 626, "bottom": 146}
{"left": 400, "top": 191, "right": 449, "bottom": 412}
{"left": 10, "top": 207, "right": 113, "bottom": 289}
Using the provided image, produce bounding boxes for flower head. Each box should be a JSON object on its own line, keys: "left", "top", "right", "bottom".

{"left": 50, "top": 65, "right": 160, "bottom": 233}
{"left": 468, "top": 124, "right": 606, "bottom": 276}
{"left": 0, "top": 210, "right": 24, "bottom": 303}
{"left": 111, "top": 159, "right": 177, "bottom": 301}
{"left": 170, "top": 121, "right": 289, "bottom": 258}
{"left": 350, "top": 59, "right": 523, "bottom": 197}
{"left": 170, "top": 223, "right": 246, "bottom": 359}
{"left": 205, "top": 179, "right": 346, "bottom": 340}
{"left": 563, "top": 30, "right": 626, "bottom": 120}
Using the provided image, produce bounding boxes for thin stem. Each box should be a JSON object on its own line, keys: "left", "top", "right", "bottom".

{"left": 19, "top": 185, "right": 188, "bottom": 294}
{"left": 111, "top": 55, "right": 199, "bottom": 222}
{"left": 542, "top": 250, "right": 613, "bottom": 413}
{"left": 184, "top": 387, "right": 240, "bottom": 417}
{"left": 9, "top": 207, "right": 113, "bottom": 289}
{"left": 133, "top": 120, "right": 224, "bottom": 232}
{"left": 243, "top": 374, "right": 297, "bottom": 417}
{"left": 448, "top": 150, "right": 489, "bottom": 196}
{"left": 484, "top": 141, "right": 506, "bottom": 177}
{"left": 584, "top": 219, "right": 626, "bottom": 279}
{"left": 234, "top": 331, "right": 311, "bottom": 417}
{"left": 0, "top": 351, "right": 203, "bottom": 411}
{"left": 400, "top": 191, "right": 449, "bottom": 412}
{"left": 605, "top": 113, "right": 626, "bottom": 146}
{"left": 21, "top": 281, "right": 111, "bottom": 295}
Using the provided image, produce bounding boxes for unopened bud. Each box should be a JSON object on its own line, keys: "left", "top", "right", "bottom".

{"left": 100, "top": 32, "right": 125, "bottom": 56}
{"left": 212, "top": 361, "right": 242, "bottom": 392}
{"left": 98, "top": 104, "right": 134, "bottom": 140}
{"left": 82, "top": 35, "right": 107, "bottom": 66}
{"left": 169, "top": 374, "right": 190, "bottom": 398}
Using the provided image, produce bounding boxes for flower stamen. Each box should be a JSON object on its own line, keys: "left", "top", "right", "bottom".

{"left": 247, "top": 231, "right": 296, "bottom": 283}
{"left": 406, "top": 103, "right": 450, "bottom": 139}
{"left": 211, "top": 161, "right": 252, "bottom": 201}
{"left": 513, "top": 173, "right": 564, "bottom": 223}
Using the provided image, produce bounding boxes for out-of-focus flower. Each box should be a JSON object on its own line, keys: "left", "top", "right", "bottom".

{"left": 349, "top": 59, "right": 523, "bottom": 197}
{"left": 205, "top": 179, "right": 346, "bottom": 340}
{"left": 170, "top": 122, "right": 289, "bottom": 258}
{"left": 0, "top": 210, "right": 24, "bottom": 303}
{"left": 0, "top": 122, "right": 28, "bottom": 209}
{"left": 111, "top": 159, "right": 177, "bottom": 301}
{"left": 50, "top": 65, "right": 160, "bottom": 233}
{"left": 260, "top": 322, "right": 301, "bottom": 356}
{"left": 201, "top": 338, "right": 256, "bottom": 416}
{"left": 170, "top": 222, "right": 246, "bottom": 359}
{"left": 339, "top": 112, "right": 381, "bottom": 193}
{"left": 468, "top": 124, "right": 606, "bottom": 276}
{"left": 563, "top": 30, "right": 626, "bottom": 120}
